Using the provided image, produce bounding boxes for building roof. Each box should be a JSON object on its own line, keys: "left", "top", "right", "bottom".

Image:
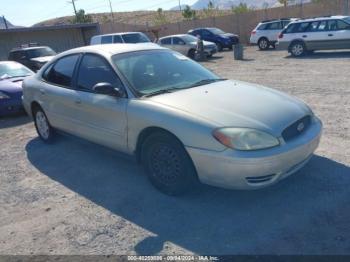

{"left": 0, "top": 23, "right": 99, "bottom": 33}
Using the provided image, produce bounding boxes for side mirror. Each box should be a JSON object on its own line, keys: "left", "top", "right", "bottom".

{"left": 92, "top": 82, "right": 124, "bottom": 97}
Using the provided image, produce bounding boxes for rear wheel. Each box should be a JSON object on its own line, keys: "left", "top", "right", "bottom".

{"left": 33, "top": 106, "right": 55, "bottom": 143}
{"left": 258, "top": 38, "right": 269, "bottom": 50}
{"left": 188, "top": 49, "right": 196, "bottom": 59}
{"left": 141, "top": 132, "right": 197, "bottom": 195}
{"left": 290, "top": 41, "right": 306, "bottom": 57}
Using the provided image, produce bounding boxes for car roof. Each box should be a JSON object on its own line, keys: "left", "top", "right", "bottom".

{"left": 259, "top": 18, "right": 298, "bottom": 24}
{"left": 93, "top": 32, "right": 144, "bottom": 37}
{"left": 57, "top": 43, "right": 165, "bottom": 57}
{"left": 10, "top": 46, "right": 49, "bottom": 52}
{"left": 291, "top": 15, "right": 349, "bottom": 23}
{"left": 159, "top": 34, "right": 191, "bottom": 39}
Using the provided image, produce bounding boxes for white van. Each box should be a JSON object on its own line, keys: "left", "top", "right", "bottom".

{"left": 90, "top": 32, "right": 151, "bottom": 45}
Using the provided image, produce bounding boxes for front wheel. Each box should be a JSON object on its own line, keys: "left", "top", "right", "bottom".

{"left": 216, "top": 43, "right": 223, "bottom": 52}
{"left": 33, "top": 107, "right": 55, "bottom": 143}
{"left": 290, "top": 42, "right": 306, "bottom": 57}
{"left": 141, "top": 132, "right": 197, "bottom": 195}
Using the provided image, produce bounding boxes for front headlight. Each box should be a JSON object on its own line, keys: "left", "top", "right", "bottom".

{"left": 213, "top": 128, "right": 280, "bottom": 151}
{"left": 0, "top": 91, "right": 10, "bottom": 100}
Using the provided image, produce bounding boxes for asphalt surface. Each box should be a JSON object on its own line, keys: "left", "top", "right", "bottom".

{"left": 0, "top": 47, "right": 349, "bottom": 255}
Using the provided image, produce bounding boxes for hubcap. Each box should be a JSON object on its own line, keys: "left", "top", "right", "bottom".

{"left": 260, "top": 39, "right": 268, "bottom": 49}
{"left": 292, "top": 44, "right": 303, "bottom": 56}
{"left": 149, "top": 144, "right": 181, "bottom": 185}
{"left": 36, "top": 111, "right": 50, "bottom": 139}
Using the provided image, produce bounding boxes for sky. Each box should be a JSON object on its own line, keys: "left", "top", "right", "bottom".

{"left": 2, "top": 0, "right": 197, "bottom": 26}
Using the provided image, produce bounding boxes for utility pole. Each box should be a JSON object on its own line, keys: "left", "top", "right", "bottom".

{"left": 68, "top": 0, "right": 78, "bottom": 17}
{"left": 108, "top": 0, "right": 115, "bottom": 22}
{"left": 346, "top": 0, "right": 349, "bottom": 15}
{"left": 2, "top": 15, "right": 8, "bottom": 29}
{"left": 178, "top": 0, "right": 182, "bottom": 11}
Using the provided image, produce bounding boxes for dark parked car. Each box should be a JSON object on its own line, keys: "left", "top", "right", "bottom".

{"left": 0, "top": 61, "right": 33, "bottom": 116}
{"left": 188, "top": 27, "right": 239, "bottom": 51}
{"left": 8, "top": 45, "right": 56, "bottom": 71}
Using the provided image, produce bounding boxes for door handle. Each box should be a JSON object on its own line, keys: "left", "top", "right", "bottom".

{"left": 328, "top": 34, "right": 334, "bottom": 37}
{"left": 75, "top": 99, "right": 82, "bottom": 105}
{"left": 302, "top": 35, "right": 308, "bottom": 38}
{"left": 39, "top": 89, "right": 45, "bottom": 95}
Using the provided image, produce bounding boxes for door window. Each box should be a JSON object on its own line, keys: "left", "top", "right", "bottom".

{"left": 101, "top": 35, "right": 113, "bottom": 44}
{"left": 173, "top": 37, "right": 185, "bottom": 45}
{"left": 45, "top": 55, "right": 79, "bottom": 87}
{"left": 160, "top": 38, "right": 171, "bottom": 45}
{"left": 76, "top": 54, "right": 123, "bottom": 92}
{"left": 113, "top": 35, "right": 123, "bottom": 43}
{"left": 267, "top": 22, "right": 282, "bottom": 30}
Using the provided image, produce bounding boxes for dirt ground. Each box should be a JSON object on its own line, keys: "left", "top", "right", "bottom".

{"left": 0, "top": 47, "right": 349, "bottom": 255}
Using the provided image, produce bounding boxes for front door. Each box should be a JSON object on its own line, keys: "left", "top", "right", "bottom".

{"left": 73, "top": 53, "right": 128, "bottom": 152}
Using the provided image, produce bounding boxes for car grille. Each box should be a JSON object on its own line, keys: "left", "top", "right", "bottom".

{"left": 282, "top": 115, "right": 311, "bottom": 142}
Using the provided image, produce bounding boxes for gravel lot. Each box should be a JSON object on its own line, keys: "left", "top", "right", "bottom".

{"left": 0, "top": 47, "right": 349, "bottom": 255}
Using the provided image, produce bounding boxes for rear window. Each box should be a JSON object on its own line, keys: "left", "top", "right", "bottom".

{"left": 122, "top": 33, "right": 150, "bottom": 43}
{"left": 285, "top": 22, "right": 310, "bottom": 33}
{"left": 257, "top": 23, "right": 268, "bottom": 30}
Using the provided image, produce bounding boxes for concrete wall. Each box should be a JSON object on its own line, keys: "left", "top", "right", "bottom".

{"left": 0, "top": 27, "right": 99, "bottom": 60}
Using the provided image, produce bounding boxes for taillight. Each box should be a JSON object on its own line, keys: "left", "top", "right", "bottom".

{"left": 278, "top": 32, "right": 284, "bottom": 39}
{"left": 251, "top": 30, "right": 256, "bottom": 35}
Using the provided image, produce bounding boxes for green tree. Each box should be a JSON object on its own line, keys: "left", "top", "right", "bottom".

{"left": 231, "top": 2, "right": 250, "bottom": 14}
{"left": 278, "top": 0, "right": 289, "bottom": 8}
{"left": 153, "top": 8, "right": 168, "bottom": 26}
{"left": 182, "top": 5, "right": 196, "bottom": 20}
{"left": 72, "top": 9, "right": 93, "bottom": 24}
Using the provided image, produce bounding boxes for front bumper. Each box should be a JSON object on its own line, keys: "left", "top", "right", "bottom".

{"left": 0, "top": 98, "right": 24, "bottom": 116}
{"left": 186, "top": 117, "right": 322, "bottom": 190}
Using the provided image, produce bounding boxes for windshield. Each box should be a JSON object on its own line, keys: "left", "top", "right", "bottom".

{"left": 112, "top": 50, "right": 220, "bottom": 96}
{"left": 0, "top": 62, "right": 33, "bottom": 80}
{"left": 208, "top": 28, "right": 226, "bottom": 35}
{"left": 181, "top": 34, "right": 199, "bottom": 43}
{"left": 26, "top": 47, "right": 56, "bottom": 59}
{"left": 122, "top": 33, "right": 150, "bottom": 43}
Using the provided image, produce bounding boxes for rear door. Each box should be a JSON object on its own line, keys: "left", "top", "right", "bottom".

{"left": 303, "top": 20, "right": 330, "bottom": 50}
{"left": 265, "top": 21, "right": 283, "bottom": 42}
{"left": 40, "top": 54, "right": 81, "bottom": 133}
{"left": 73, "top": 53, "right": 128, "bottom": 151}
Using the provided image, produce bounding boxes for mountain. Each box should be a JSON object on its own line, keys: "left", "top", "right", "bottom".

{"left": 172, "top": 0, "right": 310, "bottom": 10}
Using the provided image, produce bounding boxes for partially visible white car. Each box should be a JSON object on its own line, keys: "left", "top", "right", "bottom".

{"left": 277, "top": 16, "right": 350, "bottom": 57}
{"left": 158, "top": 34, "right": 217, "bottom": 59}
{"left": 90, "top": 32, "right": 151, "bottom": 45}
{"left": 250, "top": 18, "right": 298, "bottom": 50}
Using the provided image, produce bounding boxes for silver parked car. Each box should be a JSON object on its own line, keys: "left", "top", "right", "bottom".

{"left": 22, "top": 44, "right": 322, "bottom": 195}
{"left": 158, "top": 34, "right": 217, "bottom": 59}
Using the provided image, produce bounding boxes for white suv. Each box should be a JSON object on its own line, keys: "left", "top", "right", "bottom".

{"left": 250, "top": 18, "right": 297, "bottom": 50}
{"left": 278, "top": 16, "right": 350, "bottom": 57}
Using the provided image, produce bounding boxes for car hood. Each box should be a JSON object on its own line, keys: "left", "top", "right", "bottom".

{"left": 30, "top": 56, "right": 54, "bottom": 63}
{"left": 0, "top": 78, "right": 23, "bottom": 94}
{"left": 148, "top": 80, "right": 311, "bottom": 136}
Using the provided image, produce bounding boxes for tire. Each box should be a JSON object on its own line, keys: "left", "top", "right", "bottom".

{"left": 188, "top": 49, "right": 196, "bottom": 59}
{"left": 258, "top": 38, "right": 269, "bottom": 50}
{"left": 216, "top": 43, "right": 223, "bottom": 52}
{"left": 33, "top": 106, "right": 55, "bottom": 143}
{"left": 141, "top": 131, "right": 197, "bottom": 196}
{"left": 289, "top": 41, "right": 306, "bottom": 57}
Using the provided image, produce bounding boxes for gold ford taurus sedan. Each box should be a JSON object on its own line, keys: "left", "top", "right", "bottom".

{"left": 22, "top": 43, "right": 322, "bottom": 195}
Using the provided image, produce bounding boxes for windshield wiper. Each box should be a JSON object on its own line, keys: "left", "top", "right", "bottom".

{"left": 142, "top": 86, "right": 183, "bottom": 98}
{"left": 188, "top": 78, "right": 227, "bottom": 88}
